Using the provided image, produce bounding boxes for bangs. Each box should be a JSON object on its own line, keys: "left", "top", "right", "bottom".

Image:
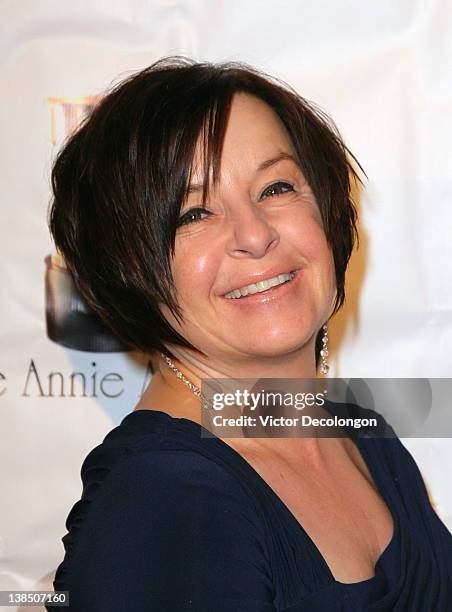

{"left": 177, "top": 81, "right": 236, "bottom": 214}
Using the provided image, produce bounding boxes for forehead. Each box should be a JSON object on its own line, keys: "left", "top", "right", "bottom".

{"left": 225, "top": 92, "right": 292, "bottom": 141}
{"left": 190, "top": 93, "right": 295, "bottom": 181}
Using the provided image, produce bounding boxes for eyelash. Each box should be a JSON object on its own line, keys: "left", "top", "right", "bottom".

{"left": 260, "top": 180, "right": 295, "bottom": 200}
{"left": 177, "top": 181, "right": 295, "bottom": 227}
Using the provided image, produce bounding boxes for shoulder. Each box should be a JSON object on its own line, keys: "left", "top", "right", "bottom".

{"left": 84, "top": 443, "right": 263, "bottom": 519}
{"left": 73, "top": 444, "right": 267, "bottom": 557}
{"left": 67, "top": 415, "right": 266, "bottom": 543}
{"left": 53, "top": 416, "right": 274, "bottom": 610}
{"left": 77, "top": 410, "right": 262, "bottom": 507}
{"left": 58, "top": 409, "right": 269, "bottom": 563}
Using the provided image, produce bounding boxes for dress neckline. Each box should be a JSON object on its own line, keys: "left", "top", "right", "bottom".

{"left": 125, "top": 408, "right": 399, "bottom": 587}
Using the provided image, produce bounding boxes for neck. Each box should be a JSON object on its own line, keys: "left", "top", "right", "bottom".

{"left": 164, "top": 338, "right": 319, "bottom": 383}
{"left": 135, "top": 343, "right": 335, "bottom": 462}
{"left": 136, "top": 340, "right": 320, "bottom": 423}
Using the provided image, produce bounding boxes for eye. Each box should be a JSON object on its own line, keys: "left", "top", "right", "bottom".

{"left": 177, "top": 207, "right": 211, "bottom": 228}
{"left": 260, "top": 181, "right": 295, "bottom": 200}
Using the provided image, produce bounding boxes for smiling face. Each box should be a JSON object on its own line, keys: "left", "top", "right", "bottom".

{"left": 159, "top": 93, "right": 337, "bottom": 369}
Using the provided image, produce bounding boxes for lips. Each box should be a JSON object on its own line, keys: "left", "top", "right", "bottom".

{"left": 220, "top": 267, "right": 301, "bottom": 297}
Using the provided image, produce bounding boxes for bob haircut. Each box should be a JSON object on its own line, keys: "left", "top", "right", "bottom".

{"left": 49, "top": 56, "right": 362, "bottom": 366}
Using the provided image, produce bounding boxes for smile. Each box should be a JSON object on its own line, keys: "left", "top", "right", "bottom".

{"left": 224, "top": 270, "right": 297, "bottom": 299}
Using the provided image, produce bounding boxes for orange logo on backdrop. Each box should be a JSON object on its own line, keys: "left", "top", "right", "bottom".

{"left": 47, "top": 95, "right": 102, "bottom": 144}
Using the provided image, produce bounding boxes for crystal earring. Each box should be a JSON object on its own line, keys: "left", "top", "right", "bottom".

{"left": 319, "top": 323, "right": 329, "bottom": 375}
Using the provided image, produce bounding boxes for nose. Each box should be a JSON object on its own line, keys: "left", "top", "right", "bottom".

{"left": 225, "top": 204, "right": 279, "bottom": 258}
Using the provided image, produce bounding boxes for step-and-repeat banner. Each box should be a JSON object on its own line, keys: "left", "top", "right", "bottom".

{"left": 1, "top": 0, "right": 451, "bottom": 606}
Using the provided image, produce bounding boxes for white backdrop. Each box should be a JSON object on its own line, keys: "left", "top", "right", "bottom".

{"left": 0, "top": 0, "right": 451, "bottom": 605}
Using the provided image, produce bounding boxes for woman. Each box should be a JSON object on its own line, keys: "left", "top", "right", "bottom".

{"left": 47, "top": 57, "right": 452, "bottom": 611}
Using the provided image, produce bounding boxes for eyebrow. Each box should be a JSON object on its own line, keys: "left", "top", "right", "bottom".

{"left": 187, "top": 152, "right": 298, "bottom": 194}
{"left": 256, "top": 152, "right": 298, "bottom": 172}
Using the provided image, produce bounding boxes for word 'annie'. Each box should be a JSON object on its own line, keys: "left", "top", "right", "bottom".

{"left": 22, "top": 359, "right": 124, "bottom": 398}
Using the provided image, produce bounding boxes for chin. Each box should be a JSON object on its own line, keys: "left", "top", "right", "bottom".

{"left": 234, "top": 335, "right": 314, "bottom": 360}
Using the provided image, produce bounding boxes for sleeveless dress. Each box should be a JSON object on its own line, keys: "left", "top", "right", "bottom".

{"left": 47, "top": 408, "right": 452, "bottom": 611}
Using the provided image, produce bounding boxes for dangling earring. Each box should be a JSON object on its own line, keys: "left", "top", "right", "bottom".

{"left": 319, "top": 323, "right": 329, "bottom": 375}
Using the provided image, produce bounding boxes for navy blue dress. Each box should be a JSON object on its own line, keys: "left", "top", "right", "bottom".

{"left": 48, "top": 408, "right": 452, "bottom": 611}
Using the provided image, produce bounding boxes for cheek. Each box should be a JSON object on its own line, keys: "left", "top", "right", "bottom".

{"left": 285, "top": 212, "right": 336, "bottom": 289}
{"left": 171, "top": 239, "right": 219, "bottom": 306}
{"left": 285, "top": 209, "right": 329, "bottom": 259}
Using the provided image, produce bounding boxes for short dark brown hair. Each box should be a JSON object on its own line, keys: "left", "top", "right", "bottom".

{"left": 48, "top": 56, "right": 362, "bottom": 364}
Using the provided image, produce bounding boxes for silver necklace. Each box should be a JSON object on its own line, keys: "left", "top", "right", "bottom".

{"left": 160, "top": 352, "right": 212, "bottom": 412}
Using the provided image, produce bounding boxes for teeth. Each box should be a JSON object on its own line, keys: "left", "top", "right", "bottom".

{"left": 224, "top": 271, "right": 296, "bottom": 299}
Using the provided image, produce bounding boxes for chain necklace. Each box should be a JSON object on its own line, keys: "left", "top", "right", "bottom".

{"left": 160, "top": 347, "right": 328, "bottom": 416}
{"left": 160, "top": 352, "right": 213, "bottom": 413}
